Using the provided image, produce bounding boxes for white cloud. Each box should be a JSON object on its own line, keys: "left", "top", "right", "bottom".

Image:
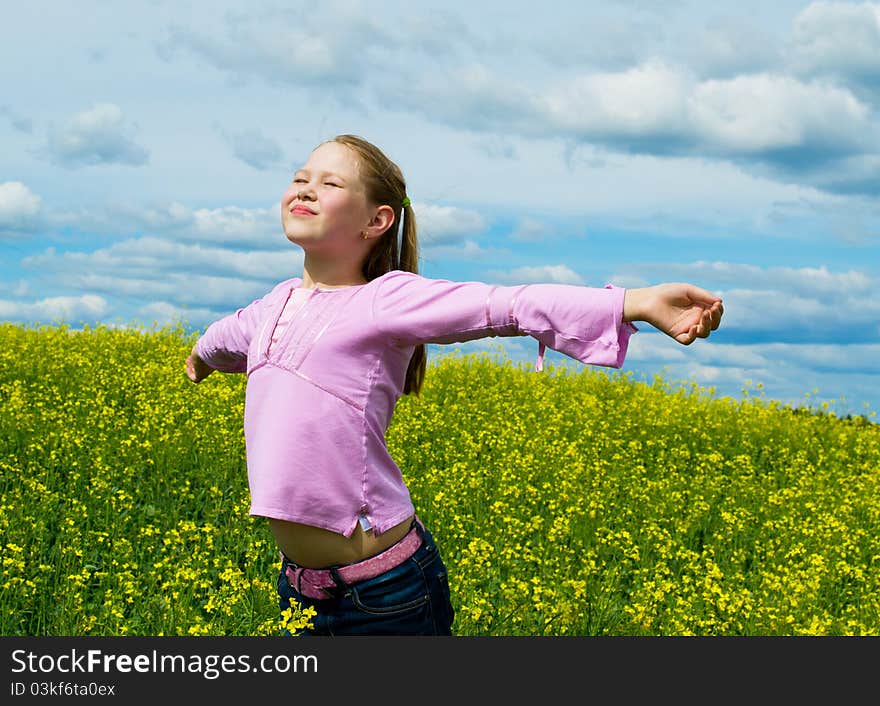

{"left": 145, "top": 3, "right": 880, "bottom": 195}
{"left": 690, "top": 72, "right": 871, "bottom": 156}
{"left": 791, "top": 1, "right": 880, "bottom": 82}
{"left": 684, "top": 15, "right": 781, "bottom": 79}
{"left": 0, "top": 181, "right": 41, "bottom": 235}
{"left": 158, "top": 2, "right": 489, "bottom": 93}
{"left": 50, "top": 271, "right": 272, "bottom": 310}
{"left": 219, "top": 126, "right": 284, "bottom": 170}
{"left": 509, "top": 217, "right": 554, "bottom": 243}
{"left": 415, "top": 202, "right": 486, "bottom": 245}
{"left": 14, "top": 235, "right": 300, "bottom": 328}
{"left": 428, "top": 336, "right": 534, "bottom": 366}
{"left": 138, "top": 300, "right": 224, "bottom": 328}
{"left": 631, "top": 261, "right": 875, "bottom": 296}
{"left": 393, "top": 63, "right": 539, "bottom": 135}
{"left": 42, "top": 201, "right": 283, "bottom": 248}
{"left": 191, "top": 205, "right": 283, "bottom": 246}
{"left": 810, "top": 153, "right": 880, "bottom": 195}
{"left": 46, "top": 103, "right": 149, "bottom": 168}
{"left": 543, "top": 60, "right": 691, "bottom": 140}
{"left": 541, "top": 63, "right": 873, "bottom": 162}
{"left": 631, "top": 333, "right": 880, "bottom": 375}
{"left": 159, "top": 6, "right": 395, "bottom": 88}
{"left": 421, "top": 239, "right": 494, "bottom": 262}
{"left": 625, "top": 333, "right": 691, "bottom": 364}
{"left": 526, "top": 12, "right": 665, "bottom": 71}
{"left": 109, "top": 201, "right": 193, "bottom": 230}
{"left": 607, "top": 273, "right": 651, "bottom": 290}
{"left": 390, "top": 54, "right": 876, "bottom": 189}
{"left": 22, "top": 237, "right": 301, "bottom": 281}
{"left": 485, "top": 264, "right": 585, "bottom": 285}
{"left": 768, "top": 342, "right": 880, "bottom": 373}
{"left": 718, "top": 286, "right": 878, "bottom": 335}
{"left": 0, "top": 294, "right": 107, "bottom": 322}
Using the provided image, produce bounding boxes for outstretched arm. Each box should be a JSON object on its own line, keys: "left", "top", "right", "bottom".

{"left": 624, "top": 283, "right": 723, "bottom": 345}
{"left": 373, "top": 271, "right": 637, "bottom": 368}
{"left": 184, "top": 279, "right": 297, "bottom": 383}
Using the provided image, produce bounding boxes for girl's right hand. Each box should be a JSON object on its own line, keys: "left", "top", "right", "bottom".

{"left": 185, "top": 346, "right": 214, "bottom": 383}
{"left": 624, "top": 283, "right": 723, "bottom": 345}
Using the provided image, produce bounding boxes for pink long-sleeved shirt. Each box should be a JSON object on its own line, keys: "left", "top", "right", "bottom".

{"left": 195, "top": 270, "right": 637, "bottom": 537}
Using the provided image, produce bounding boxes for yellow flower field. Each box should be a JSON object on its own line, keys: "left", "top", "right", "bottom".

{"left": 1, "top": 323, "right": 878, "bottom": 635}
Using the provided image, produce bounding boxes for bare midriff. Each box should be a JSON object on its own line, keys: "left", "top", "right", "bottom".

{"left": 268, "top": 514, "right": 415, "bottom": 569}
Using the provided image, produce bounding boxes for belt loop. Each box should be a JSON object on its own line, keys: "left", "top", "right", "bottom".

{"left": 329, "top": 565, "right": 347, "bottom": 592}
{"left": 413, "top": 515, "right": 425, "bottom": 540}
{"left": 289, "top": 566, "right": 303, "bottom": 594}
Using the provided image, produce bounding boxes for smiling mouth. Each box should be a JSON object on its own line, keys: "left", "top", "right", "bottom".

{"left": 291, "top": 205, "right": 317, "bottom": 215}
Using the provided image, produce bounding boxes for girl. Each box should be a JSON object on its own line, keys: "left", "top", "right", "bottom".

{"left": 185, "top": 134, "right": 723, "bottom": 636}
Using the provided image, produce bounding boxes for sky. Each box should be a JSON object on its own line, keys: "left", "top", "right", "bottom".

{"left": 1, "top": 0, "right": 878, "bottom": 419}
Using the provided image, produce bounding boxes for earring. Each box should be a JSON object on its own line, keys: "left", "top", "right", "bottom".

{"left": 362, "top": 231, "right": 368, "bottom": 240}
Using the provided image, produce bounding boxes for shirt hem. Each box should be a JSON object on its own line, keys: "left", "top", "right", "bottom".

{"left": 249, "top": 504, "right": 416, "bottom": 538}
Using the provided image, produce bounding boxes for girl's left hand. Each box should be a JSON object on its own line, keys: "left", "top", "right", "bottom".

{"left": 185, "top": 346, "right": 214, "bottom": 383}
{"left": 624, "top": 283, "right": 724, "bottom": 345}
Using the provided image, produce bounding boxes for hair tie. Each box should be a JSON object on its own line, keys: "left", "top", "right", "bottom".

{"left": 401, "top": 196, "right": 411, "bottom": 209}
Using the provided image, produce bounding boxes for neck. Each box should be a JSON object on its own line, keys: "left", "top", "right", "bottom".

{"left": 300, "top": 254, "right": 368, "bottom": 289}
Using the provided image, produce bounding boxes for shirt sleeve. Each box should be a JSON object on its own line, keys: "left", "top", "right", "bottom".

{"left": 372, "top": 270, "right": 638, "bottom": 369}
{"left": 194, "top": 280, "right": 293, "bottom": 373}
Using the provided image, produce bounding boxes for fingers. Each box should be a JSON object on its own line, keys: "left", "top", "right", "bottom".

{"left": 710, "top": 300, "right": 724, "bottom": 330}
{"left": 697, "top": 300, "right": 723, "bottom": 336}
{"left": 700, "top": 302, "right": 724, "bottom": 333}
{"left": 677, "top": 329, "right": 696, "bottom": 345}
{"left": 685, "top": 283, "right": 723, "bottom": 308}
{"left": 677, "top": 303, "right": 721, "bottom": 345}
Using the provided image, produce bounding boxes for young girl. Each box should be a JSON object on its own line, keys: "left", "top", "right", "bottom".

{"left": 185, "top": 134, "right": 723, "bottom": 636}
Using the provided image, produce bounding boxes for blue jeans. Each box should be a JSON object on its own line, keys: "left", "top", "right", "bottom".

{"left": 277, "top": 523, "right": 455, "bottom": 636}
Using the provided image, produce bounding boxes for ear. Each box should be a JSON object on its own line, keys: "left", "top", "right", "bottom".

{"left": 364, "top": 204, "right": 395, "bottom": 239}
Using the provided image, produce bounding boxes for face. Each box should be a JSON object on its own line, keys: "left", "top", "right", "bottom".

{"left": 281, "top": 141, "right": 374, "bottom": 252}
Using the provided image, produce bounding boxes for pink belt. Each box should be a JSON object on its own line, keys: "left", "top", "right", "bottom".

{"left": 284, "top": 518, "right": 424, "bottom": 600}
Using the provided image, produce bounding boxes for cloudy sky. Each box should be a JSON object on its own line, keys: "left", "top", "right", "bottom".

{"left": 2, "top": 0, "right": 878, "bottom": 418}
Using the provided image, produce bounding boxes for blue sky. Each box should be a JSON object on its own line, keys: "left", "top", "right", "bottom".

{"left": 1, "top": 0, "right": 878, "bottom": 418}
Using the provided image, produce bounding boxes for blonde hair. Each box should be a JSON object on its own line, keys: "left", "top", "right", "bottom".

{"left": 330, "top": 134, "right": 426, "bottom": 397}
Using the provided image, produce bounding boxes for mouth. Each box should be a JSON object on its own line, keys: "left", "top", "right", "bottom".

{"left": 290, "top": 204, "right": 317, "bottom": 216}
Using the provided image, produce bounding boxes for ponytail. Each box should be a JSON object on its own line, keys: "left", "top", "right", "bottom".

{"left": 398, "top": 204, "right": 426, "bottom": 396}
{"left": 333, "top": 134, "right": 427, "bottom": 396}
